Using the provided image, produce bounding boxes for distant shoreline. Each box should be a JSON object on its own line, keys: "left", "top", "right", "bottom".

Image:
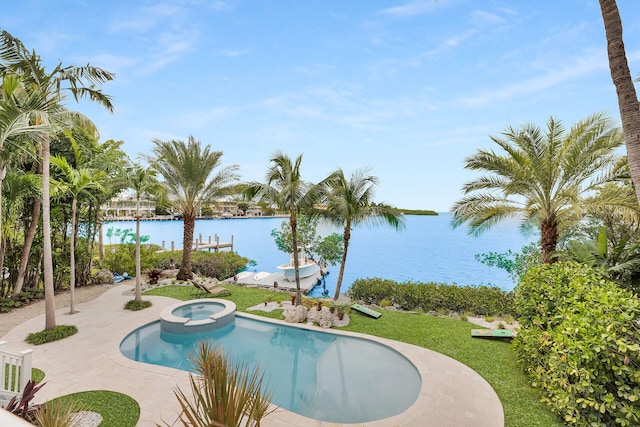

{"left": 104, "top": 210, "right": 438, "bottom": 222}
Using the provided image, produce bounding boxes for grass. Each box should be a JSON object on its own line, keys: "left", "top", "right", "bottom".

{"left": 49, "top": 390, "right": 139, "bottom": 427}
{"left": 145, "top": 284, "right": 563, "bottom": 427}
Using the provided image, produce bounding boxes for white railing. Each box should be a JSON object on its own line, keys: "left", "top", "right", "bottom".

{"left": 0, "top": 341, "right": 33, "bottom": 405}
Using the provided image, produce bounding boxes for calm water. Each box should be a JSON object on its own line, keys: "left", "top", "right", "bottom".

{"left": 120, "top": 315, "right": 421, "bottom": 423}
{"left": 104, "top": 213, "right": 533, "bottom": 294}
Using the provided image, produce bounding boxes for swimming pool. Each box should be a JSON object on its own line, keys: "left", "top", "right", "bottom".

{"left": 120, "top": 314, "right": 422, "bottom": 423}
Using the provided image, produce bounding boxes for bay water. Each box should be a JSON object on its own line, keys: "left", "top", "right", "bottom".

{"left": 103, "top": 213, "right": 534, "bottom": 296}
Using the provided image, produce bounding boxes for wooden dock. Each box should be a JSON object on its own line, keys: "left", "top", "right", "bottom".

{"left": 160, "top": 234, "right": 234, "bottom": 252}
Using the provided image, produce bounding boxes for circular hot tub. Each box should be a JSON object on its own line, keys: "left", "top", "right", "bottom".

{"left": 160, "top": 299, "right": 236, "bottom": 334}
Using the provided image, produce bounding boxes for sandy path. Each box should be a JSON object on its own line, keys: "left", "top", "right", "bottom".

{"left": 0, "top": 283, "right": 123, "bottom": 338}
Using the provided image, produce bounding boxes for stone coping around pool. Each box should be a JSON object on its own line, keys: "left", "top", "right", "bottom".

{"left": 159, "top": 298, "right": 236, "bottom": 333}
{"left": 1, "top": 285, "right": 505, "bottom": 427}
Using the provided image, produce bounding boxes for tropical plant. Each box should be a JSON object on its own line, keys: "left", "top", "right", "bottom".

{"left": 598, "top": 1, "right": 640, "bottom": 204}
{"left": 322, "top": 167, "right": 404, "bottom": 300}
{"left": 170, "top": 341, "right": 274, "bottom": 427}
{"left": 148, "top": 136, "right": 239, "bottom": 280}
{"left": 0, "top": 30, "right": 114, "bottom": 330}
{"left": 270, "top": 215, "right": 343, "bottom": 275}
{"left": 50, "top": 154, "right": 107, "bottom": 313}
{"left": 245, "top": 151, "right": 328, "bottom": 305}
{"left": 514, "top": 262, "right": 640, "bottom": 426}
{"left": 5, "top": 379, "right": 45, "bottom": 423}
{"left": 33, "top": 398, "right": 86, "bottom": 427}
{"left": 126, "top": 161, "right": 165, "bottom": 302}
{"left": 451, "top": 114, "right": 626, "bottom": 263}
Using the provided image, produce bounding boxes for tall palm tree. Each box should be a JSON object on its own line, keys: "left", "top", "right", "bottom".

{"left": 150, "top": 136, "right": 239, "bottom": 281}
{"left": 0, "top": 30, "right": 114, "bottom": 329}
{"left": 451, "top": 113, "right": 627, "bottom": 263}
{"left": 127, "top": 161, "right": 165, "bottom": 302}
{"left": 245, "top": 151, "right": 326, "bottom": 305}
{"left": 51, "top": 155, "right": 107, "bottom": 313}
{"left": 598, "top": 1, "right": 640, "bottom": 203}
{"left": 323, "top": 168, "right": 404, "bottom": 300}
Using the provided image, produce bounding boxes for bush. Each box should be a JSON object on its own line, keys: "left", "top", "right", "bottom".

{"left": 101, "top": 243, "right": 161, "bottom": 275}
{"left": 0, "top": 288, "right": 44, "bottom": 313}
{"left": 347, "top": 278, "right": 515, "bottom": 316}
{"left": 192, "top": 252, "right": 249, "bottom": 280}
{"left": 26, "top": 325, "right": 78, "bottom": 345}
{"left": 514, "top": 262, "right": 640, "bottom": 426}
{"left": 124, "top": 300, "right": 152, "bottom": 311}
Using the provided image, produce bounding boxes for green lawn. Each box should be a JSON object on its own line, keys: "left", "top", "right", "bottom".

{"left": 144, "top": 284, "right": 563, "bottom": 427}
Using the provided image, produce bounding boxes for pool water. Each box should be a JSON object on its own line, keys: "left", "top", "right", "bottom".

{"left": 171, "top": 301, "right": 225, "bottom": 321}
{"left": 120, "top": 316, "right": 422, "bottom": 423}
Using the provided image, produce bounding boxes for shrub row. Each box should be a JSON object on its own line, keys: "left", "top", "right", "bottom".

{"left": 154, "top": 250, "right": 249, "bottom": 280}
{"left": 346, "top": 278, "right": 515, "bottom": 316}
{"left": 514, "top": 262, "right": 640, "bottom": 426}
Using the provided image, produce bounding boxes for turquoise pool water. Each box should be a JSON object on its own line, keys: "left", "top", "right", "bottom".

{"left": 120, "top": 316, "right": 422, "bottom": 423}
{"left": 171, "top": 301, "right": 225, "bottom": 320}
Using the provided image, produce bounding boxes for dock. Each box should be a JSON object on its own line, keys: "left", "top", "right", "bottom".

{"left": 160, "top": 234, "right": 234, "bottom": 252}
{"left": 223, "top": 270, "right": 322, "bottom": 295}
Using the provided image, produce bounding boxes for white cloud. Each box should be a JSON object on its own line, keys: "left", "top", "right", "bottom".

{"left": 218, "top": 49, "right": 250, "bottom": 57}
{"left": 379, "top": 0, "right": 439, "bottom": 17}
{"left": 456, "top": 49, "right": 609, "bottom": 109}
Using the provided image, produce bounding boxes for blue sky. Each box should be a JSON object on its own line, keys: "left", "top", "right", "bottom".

{"left": 3, "top": 1, "right": 639, "bottom": 212}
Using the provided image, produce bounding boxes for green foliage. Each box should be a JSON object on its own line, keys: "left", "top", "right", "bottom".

{"left": 169, "top": 341, "right": 274, "bottom": 427}
{"left": 347, "top": 278, "right": 515, "bottom": 316}
{"left": 102, "top": 243, "right": 159, "bottom": 275}
{"left": 154, "top": 250, "right": 249, "bottom": 280}
{"left": 0, "top": 288, "right": 44, "bottom": 313}
{"left": 34, "top": 398, "right": 87, "bottom": 427}
{"left": 314, "top": 232, "right": 344, "bottom": 269}
{"left": 124, "top": 300, "right": 152, "bottom": 311}
{"left": 398, "top": 209, "right": 438, "bottom": 215}
{"left": 514, "top": 262, "right": 640, "bottom": 426}
{"left": 271, "top": 215, "right": 318, "bottom": 256}
{"left": 26, "top": 325, "right": 78, "bottom": 345}
{"left": 475, "top": 241, "right": 541, "bottom": 284}
{"left": 192, "top": 252, "right": 250, "bottom": 280}
{"left": 49, "top": 390, "right": 140, "bottom": 427}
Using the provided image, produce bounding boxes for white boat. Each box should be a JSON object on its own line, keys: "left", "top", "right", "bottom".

{"left": 276, "top": 255, "right": 319, "bottom": 281}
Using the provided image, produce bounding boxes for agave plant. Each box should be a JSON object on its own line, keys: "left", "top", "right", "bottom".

{"left": 170, "top": 341, "right": 275, "bottom": 427}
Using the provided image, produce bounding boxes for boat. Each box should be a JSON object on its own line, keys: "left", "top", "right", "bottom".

{"left": 276, "top": 252, "right": 319, "bottom": 281}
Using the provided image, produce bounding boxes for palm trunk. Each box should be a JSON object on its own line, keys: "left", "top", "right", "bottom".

{"left": 290, "top": 211, "right": 302, "bottom": 305}
{"left": 97, "top": 210, "right": 104, "bottom": 261}
{"left": 43, "top": 137, "right": 56, "bottom": 330}
{"left": 540, "top": 218, "right": 558, "bottom": 264}
{"left": 333, "top": 227, "right": 351, "bottom": 301}
{"left": 135, "top": 197, "right": 142, "bottom": 302}
{"left": 13, "top": 199, "right": 41, "bottom": 296}
{"left": 177, "top": 213, "right": 195, "bottom": 280}
{"left": 599, "top": 0, "right": 640, "bottom": 203}
{"left": 69, "top": 196, "right": 77, "bottom": 314}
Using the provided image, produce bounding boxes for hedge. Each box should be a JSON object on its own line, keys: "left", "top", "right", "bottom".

{"left": 513, "top": 262, "right": 640, "bottom": 426}
{"left": 346, "top": 278, "right": 515, "bottom": 316}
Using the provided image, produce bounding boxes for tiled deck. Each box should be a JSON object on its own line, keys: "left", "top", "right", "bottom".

{"left": 0, "top": 285, "right": 504, "bottom": 426}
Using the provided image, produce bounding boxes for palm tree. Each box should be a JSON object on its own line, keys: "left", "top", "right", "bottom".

{"left": 0, "top": 30, "right": 114, "bottom": 329}
{"left": 127, "top": 161, "right": 165, "bottom": 302}
{"left": 323, "top": 168, "right": 404, "bottom": 300}
{"left": 51, "top": 155, "right": 107, "bottom": 313}
{"left": 598, "top": 1, "right": 640, "bottom": 203}
{"left": 149, "top": 136, "right": 239, "bottom": 281}
{"left": 245, "top": 151, "right": 326, "bottom": 305}
{"left": 451, "top": 113, "right": 627, "bottom": 263}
